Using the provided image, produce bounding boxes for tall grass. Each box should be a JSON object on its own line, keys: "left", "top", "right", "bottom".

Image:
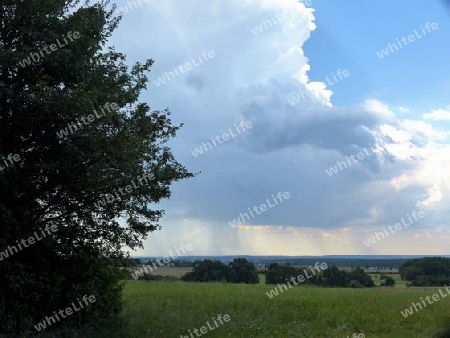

{"left": 38, "top": 281, "right": 450, "bottom": 337}
{"left": 114, "top": 281, "right": 450, "bottom": 337}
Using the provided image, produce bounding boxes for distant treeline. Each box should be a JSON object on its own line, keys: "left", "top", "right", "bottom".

{"left": 265, "top": 263, "right": 375, "bottom": 288}
{"left": 132, "top": 257, "right": 409, "bottom": 268}
{"left": 181, "top": 258, "right": 259, "bottom": 284}
{"left": 260, "top": 258, "right": 407, "bottom": 268}
{"left": 400, "top": 257, "right": 450, "bottom": 286}
{"left": 130, "top": 257, "right": 450, "bottom": 288}
{"left": 176, "top": 259, "right": 379, "bottom": 288}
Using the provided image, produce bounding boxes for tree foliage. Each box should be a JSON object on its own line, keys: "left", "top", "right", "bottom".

{"left": 228, "top": 258, "right": 259, "bottom": 284}
{"left": 265, "top": 263, "right": 292, "bottom": 284}
{"left": 181, "top": 260, "right": 230, "bottom": 283}
{"left": 181, "top": 258, "right": 259, "bottom": 284}
{"left": 348, "top": 267, "right": 375, "bottom": 288}
{"left": 0, "top": 0, "right": 192, "bottom": 334}
{"left": 265, "top": 264, "right": 374, "bottom": 288}
{"left": 322, "top": 266, "right": 349, "bottom": 287}
{"left": 383, "top": 276, "right": 396, "bottom": 287}
{"left": 399, "top": 257, "right": 450, "bottom": 286}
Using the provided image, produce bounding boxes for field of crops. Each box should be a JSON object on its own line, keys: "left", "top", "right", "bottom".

{"left": 92, "top": 280, "right": 450, "bottom": 338}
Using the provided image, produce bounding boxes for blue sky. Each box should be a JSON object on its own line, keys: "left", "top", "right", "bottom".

{"left": 111, "top": 0, "right": 450, "bottom": 257}
{"left": 306, "top": 0, "right": 450, "bottom": 110}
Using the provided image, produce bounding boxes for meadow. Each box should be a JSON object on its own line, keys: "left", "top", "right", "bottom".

{"left": 75, "top": 280, "right": 450, "bottom": 338}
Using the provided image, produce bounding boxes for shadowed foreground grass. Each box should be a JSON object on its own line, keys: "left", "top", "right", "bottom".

{"left": 40, "top": 280, "right": 450, "bottom": 337}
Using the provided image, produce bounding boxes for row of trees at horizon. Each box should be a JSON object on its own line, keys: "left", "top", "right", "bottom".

{"left": 399, "top": 257, "right": 450, "bottom": 286}
{"left": 177, "top": 259, "right": 379, "bottom": 288}
{"left": 138, "top": 257, "right": 450, "bottom": 288}
{"left": 265, "top": 264, "right": 376, "bottom": 288}
{"left": 181, "top": 258, "right": 259, "bottom": 284}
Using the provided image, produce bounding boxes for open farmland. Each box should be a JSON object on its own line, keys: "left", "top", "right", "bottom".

{"left": 127, "top": 266, "right": 192, "bottom": 278}
{"left": 68, "top": 280, "right": 450, "bottom": 338}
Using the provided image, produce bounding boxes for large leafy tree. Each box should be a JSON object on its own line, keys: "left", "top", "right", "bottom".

{"left": 0, "top": 0, "right": 192, "bottom": 334}
{"left": 228, "top": 258, "right": 259, "bottom": 284}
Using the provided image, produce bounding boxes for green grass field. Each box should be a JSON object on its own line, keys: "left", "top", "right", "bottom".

{"left": 371, "top": 279, "right": 409, "bottom": 287}
{"left": 88, "top": 280, "right": 450, "bottom": 338}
